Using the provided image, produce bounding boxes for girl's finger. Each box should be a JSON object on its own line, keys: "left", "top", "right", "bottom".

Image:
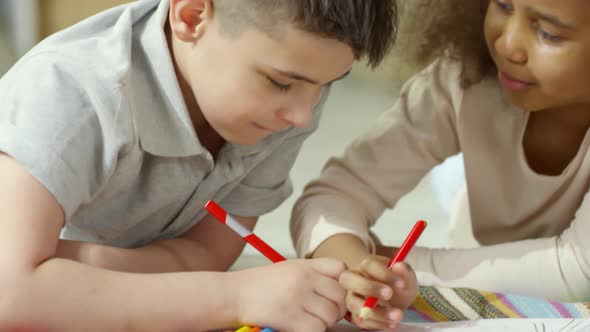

{"left": 339, "top": 270, "right": 392, "bottom": 301}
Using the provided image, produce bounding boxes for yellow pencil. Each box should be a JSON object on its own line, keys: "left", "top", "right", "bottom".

{"left": 235, "top": 326, "right": 251, "bottom": 332}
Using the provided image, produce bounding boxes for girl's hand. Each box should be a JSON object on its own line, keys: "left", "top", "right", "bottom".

{"left": 229, "top": 258, "right": 347, "bottom": 332}
{"left": 339, "top": 255, "right": 418, "bottom": 331}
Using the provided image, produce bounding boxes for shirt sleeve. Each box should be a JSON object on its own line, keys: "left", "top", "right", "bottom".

{"left": 291, "top": 58, "right": 464, "bottom": 258}
{"left": 407, "top": 191, "right": 590, "bottom": 302}
{"left": 0, "top": 54, "right": 124, "bottom": 222}
{"left": 221, "top": 89, "right": 331, "bottom": 218}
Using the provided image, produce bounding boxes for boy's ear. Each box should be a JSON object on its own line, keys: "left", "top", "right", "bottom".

{"left": 169, "top": 0, "right": 214, "bottom": 42}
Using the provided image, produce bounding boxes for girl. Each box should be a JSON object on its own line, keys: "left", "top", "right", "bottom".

{"left": 291, "top": 0, "right": 590, "bottom": 329}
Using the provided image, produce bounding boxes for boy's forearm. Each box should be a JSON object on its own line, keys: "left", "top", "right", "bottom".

{"left": 312, "top": 233, "right": 370, "bottom": 270}
{"left": 2, "top": 257, "right": 236, "bottom": 332}
{"left": 55, "top": 214, "right": 254, "bottom": 274}
{"left": 57, "top": 238, "right": 240, "bottom": 273}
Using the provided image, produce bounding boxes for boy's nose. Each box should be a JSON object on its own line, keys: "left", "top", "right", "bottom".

{"left": 280, "top": 105, "right": 313, "bottom": 129}
{"left": 496, "top": 18, "right": 527, "bottom": 65}
{"left": 279, "top": 94, "right": 320, "bottom": 129}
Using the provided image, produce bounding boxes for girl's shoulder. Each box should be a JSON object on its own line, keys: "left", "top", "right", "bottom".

{"left": 417, "top": 56, "right": 495, "bottom": 91}
{"left": 400, "top": 57, "right": 469, "bottom": 113}
{"left": 418, "top": 56, "right": 502, "bottom": 101}
{"left": 402, "top": 56, "right": 508, "bottom": 122}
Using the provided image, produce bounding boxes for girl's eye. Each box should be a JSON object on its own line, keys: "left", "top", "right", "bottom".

{"left": 494, "top": 0, "right": 513, "bottom": 13}
{"left": 538, "top": 29, "right": 563, "bottom": 43}
{"left": 267, "top": 76, "right": 292, "bottom": 92}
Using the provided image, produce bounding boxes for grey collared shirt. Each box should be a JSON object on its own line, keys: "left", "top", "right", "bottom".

{"left": 0, "top": 0, "right": 328, "bottom": 248}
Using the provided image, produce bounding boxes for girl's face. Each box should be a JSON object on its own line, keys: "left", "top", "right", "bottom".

{"left": 484, "top": 0, "right": 590, "bottom": 113}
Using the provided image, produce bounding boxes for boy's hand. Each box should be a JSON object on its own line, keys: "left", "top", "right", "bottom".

{"left": 228, "top": 258, "right": 347, "bottom": 332}
{"left": 339, "top": 255, "right": 418, "bottom": 331}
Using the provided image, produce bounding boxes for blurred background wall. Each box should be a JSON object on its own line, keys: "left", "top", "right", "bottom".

{"left": 0, "top": 0, "right": 419, "bottom": 89}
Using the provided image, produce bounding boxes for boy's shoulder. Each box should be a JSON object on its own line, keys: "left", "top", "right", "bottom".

{"left": 10, "top": 0, "right": 170, "bottom": 90}
{"left": 27, "top": 0, "right": 160, "bottom": 81}
{"left": 0, "top": 0, "right": 171, "bottom": 156}
{"left": 0, "top": 0, "right": 172, "bottom": 125}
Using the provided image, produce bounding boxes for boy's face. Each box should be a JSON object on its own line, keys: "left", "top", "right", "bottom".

{"left": 170, "top": 1, "right": 355, "bottom": 146}
{"left": 484, "top": 0, "right": 590, "bottom": 114}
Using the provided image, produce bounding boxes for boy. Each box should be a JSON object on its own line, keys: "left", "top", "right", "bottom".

{"left": 0, "top": 0, "right": 398, "bottom": 331}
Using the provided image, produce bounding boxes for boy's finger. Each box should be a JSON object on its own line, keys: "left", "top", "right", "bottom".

{"left": 304, "top": 291, "right": 342, "bottom": 328}
{"left": 310, "top": 258, "right": 347, "bottom": 279}
{"left": 312, "top": 275, "right": 347, "bottom": 316}
{"left": 289, "top": 313, "right": 325, "bottom": 332}
{"left": 339, "top": 270, "right": 392, "bottom": 300}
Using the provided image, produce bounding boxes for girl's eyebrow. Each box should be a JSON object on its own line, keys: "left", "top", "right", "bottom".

{"left": 527, "top": 6, "right": 576, "bottom": 30}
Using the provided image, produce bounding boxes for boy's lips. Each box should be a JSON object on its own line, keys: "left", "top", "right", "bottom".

{"left": 498, "top": 71, "right": 535, "bottom": 92}
{"left": 253, "top": 123, "right": 272, "bottom": 132}
{"left": 253, "top": 123, "right": 285, "bottom": 133}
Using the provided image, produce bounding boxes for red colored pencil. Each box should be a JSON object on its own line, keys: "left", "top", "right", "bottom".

{"left": 358, "top": 220, "right": 427, "bottom": 321}
{"left": 204, "top": 200, "right": 286, "bottom": 263}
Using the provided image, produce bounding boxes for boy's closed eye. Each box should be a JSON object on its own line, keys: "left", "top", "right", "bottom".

{"left": 265, "top": 68, "right": 351, "bottom": 93}
{"left": 266, "top": 76, "right": 293, "bottom": 92}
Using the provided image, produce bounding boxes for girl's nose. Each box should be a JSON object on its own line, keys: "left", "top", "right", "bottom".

{"left": 495, "top": 17, "right": 528, "bottom": 65}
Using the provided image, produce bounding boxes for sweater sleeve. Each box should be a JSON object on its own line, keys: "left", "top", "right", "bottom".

{"left": 406, "top": 190, "right": 590, "bottom": 302}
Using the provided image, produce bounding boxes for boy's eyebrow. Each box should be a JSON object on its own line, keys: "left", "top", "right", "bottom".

{"left": 527, "top": 6, "right": 576, "bottom": 30}
{"left": 273, "top": 68, "right": 352, "bottom": 85}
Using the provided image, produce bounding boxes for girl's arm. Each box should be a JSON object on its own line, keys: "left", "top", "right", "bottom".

{"left": 291, "top": 58, "right": 464, "bottom": 260}
{"left": 393, "top": 206, "right": 590, "bottom": 301}
{"left": 312, "top": 233, "right": 370, "bottom": 269}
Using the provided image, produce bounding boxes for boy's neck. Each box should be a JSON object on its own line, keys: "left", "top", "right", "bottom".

{"left": 165, "top": 21, "right": 225, "bottom": 158}
{"left": 165, "top": 21, "right": 200, "bottom": 120}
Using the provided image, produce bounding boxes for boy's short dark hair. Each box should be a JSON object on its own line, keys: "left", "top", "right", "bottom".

{"left": 213, "top": 0, "right": 398, "bottom": 68}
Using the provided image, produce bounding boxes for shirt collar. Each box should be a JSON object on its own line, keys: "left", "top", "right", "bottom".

{"left": 131, "top": 0, "right": 207, "bottom": 157}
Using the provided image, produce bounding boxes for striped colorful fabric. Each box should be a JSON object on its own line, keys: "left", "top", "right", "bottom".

{"left": 403, "top": 286, "right": 590, "bottom": 322}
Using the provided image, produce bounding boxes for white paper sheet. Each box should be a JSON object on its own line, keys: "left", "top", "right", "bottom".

{"left": 328, "top": 319, "right": 590, "bottom": 332}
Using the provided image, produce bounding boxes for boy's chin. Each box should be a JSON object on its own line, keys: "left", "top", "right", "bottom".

{"left": 224, "top": 134, "right": 266, "bottom": 146}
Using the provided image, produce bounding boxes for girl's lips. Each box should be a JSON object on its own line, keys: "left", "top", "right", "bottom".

{"left": 498, "top": 71, "right": 534, "bottom": 92}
